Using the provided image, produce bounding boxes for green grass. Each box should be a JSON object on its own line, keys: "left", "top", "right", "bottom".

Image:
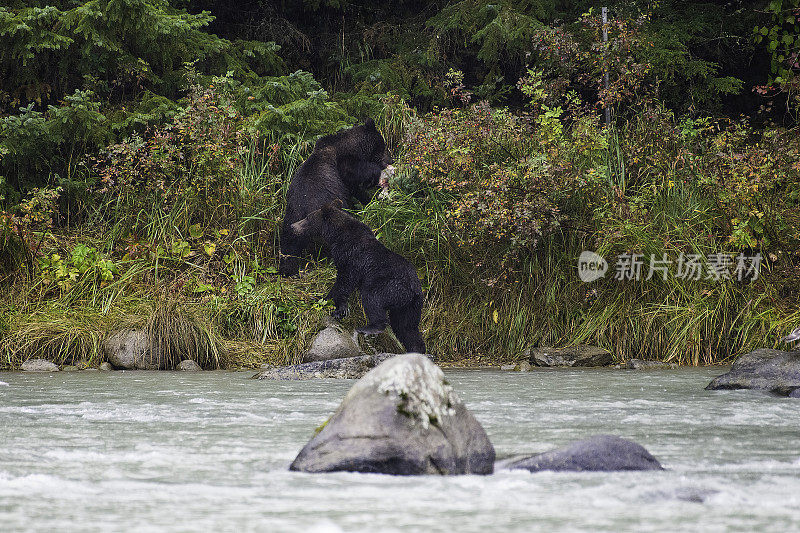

{"left": 2, "top": 105, "right": 797, "bottom": 370}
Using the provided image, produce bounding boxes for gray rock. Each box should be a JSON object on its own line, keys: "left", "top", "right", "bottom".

{"left": 518, "top": 361, "right": 532, "bottom": 372}
{"left": 497, "top": 435, "right": 663, "bottom": 472}
{"left": 529, "top": 345, "right": 613, "bottom": 367}
{"left": 61, "top": 365, "right": 79, "bottom": 372}
{"left": 98, "top": 362, "right": 114, "bottom": 371}
{"left": 705, "top": 349, "right": 800, "bottom": 396}
{"left": 103, "top": 329, "right": 162, "bottom": 370}
{"left": 303, "top": 326, "right": 362, "bottom": 363}
{"left": 790, "top": 388, "right": 800, "bottom": 398}
{"left": 177, "top": 359, "right": 202, "bottom": 371}
{"left": 302, "top": 323, "right": 405, "bottom": 364}
{"left": 254, "top": 353, "right": 403, "bottom": 380}
{"left": 289, "top": 353, "right": 495, "bottom": 475}
{"left": 500, "top": 364, "right": 516, "bottom": 371}
{"left": 21, "top": 359, "right": 59, "bottom": 372}
{"left": 626, "top": 358, "right": 678, "bottom": 370}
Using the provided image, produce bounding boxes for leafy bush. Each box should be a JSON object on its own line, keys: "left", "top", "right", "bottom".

{"left": 93, "top": 77, "right": 243, "bottom": 236}
{"left": 403, "top": 90, "right": 603, "bottom": 272}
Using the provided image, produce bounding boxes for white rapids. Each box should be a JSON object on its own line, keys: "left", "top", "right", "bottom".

{"left": 0, "top": 367, "right": 798, "bottom": 532}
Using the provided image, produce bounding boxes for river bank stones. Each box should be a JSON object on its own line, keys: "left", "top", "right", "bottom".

{"left": 626, "top": 359, "right": 677, "bottom": 370}
{"left": 302, "top": 322, "right": 404, "bottom": 364}
{"left": 20, "top": 359, "right": 60, "bottom": 372}
{"left": 528, "top": 345, "right": 612, "bottom": 367}
{"left": 177, "top": 359, "right": 202, "bottom": 371}
{"left": 497, "top": 435, "right": 663, "bottom": 472}
{"left": 255, "top": 353, "right": 401, "bottom": 380}
{"left": 103, "top": 329, "right": 162, "bottom": 370}
{"left": 289, "top": 353, "right": 495, "bottom": 475}
{"left": 706, "top": 348, "right": 800, "bottom": 396}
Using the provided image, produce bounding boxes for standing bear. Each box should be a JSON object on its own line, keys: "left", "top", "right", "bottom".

{"left": 290, "top": 201, "right": 426, "bottom": 354}
{"left": 279, "top": 118, "right": 393, "bottom": 277}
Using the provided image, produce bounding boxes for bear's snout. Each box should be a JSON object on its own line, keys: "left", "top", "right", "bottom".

{"left": 290, "top": 219, "right": 310, "bottom": 235}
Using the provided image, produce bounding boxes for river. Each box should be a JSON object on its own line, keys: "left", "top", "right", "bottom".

{"left": 0, "top": 367, "right": 798, "bottom": 532}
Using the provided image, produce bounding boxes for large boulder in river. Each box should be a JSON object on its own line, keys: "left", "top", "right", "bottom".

{"left": 103, "top": 329, "right": 162, "bottom": 370}
{"left": 497, "top": 435, "right": 663, "bottom": 472}
{"left": 255, "top": 353, "right": 400, "bottom": 380}
{"left": 289, "top": 353, "right": 495, "bottom": 475}
{"left": 529, "top": 345, "right": 613, "bottom": 367}
{"left": 705, "top": 348, "right": 800, "bottom": 396}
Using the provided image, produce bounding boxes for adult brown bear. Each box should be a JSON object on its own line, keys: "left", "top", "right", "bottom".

{"left": 278, "top": 119, "right": 393, "bottom": 277}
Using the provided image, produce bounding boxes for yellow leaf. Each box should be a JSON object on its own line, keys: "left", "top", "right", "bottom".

{"left": 492, "top": 309, "right": 499, "bottom": 324}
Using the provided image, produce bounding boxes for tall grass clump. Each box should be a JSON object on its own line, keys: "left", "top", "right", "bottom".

{"left": 142, "top": 300, "right": 223, "bottom": 369}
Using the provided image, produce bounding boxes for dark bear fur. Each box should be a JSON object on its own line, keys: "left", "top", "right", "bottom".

{"left": 290, "top": 202, "right": 426, "bottom": 354}
{"left": 279, "top": 118, "right": 392, "bottom": 277}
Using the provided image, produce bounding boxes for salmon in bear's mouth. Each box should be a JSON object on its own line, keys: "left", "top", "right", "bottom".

{"left": 379, "top": 164, "right": 395, "bottom": 189}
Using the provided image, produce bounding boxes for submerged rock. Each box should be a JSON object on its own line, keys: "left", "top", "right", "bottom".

{"left": 643, "top": 486, "right": 719, "bottom": 504}
{"left": 177, "top": 359, "right": 202, "bottom": 371}
{"left": 497, "top": 435, "right": 663, "bottom": 472}
{"left": 529, "top": 345, "right": 613, "bottom": 367}
{"left": 254, "top": 353, "right": 401, "bottom": 380}
{"left": 705, "top": 348, "right": 800, "bottom": 396}
{"left": 289, "top": 353, "right": 495, "bottom": 475}
{"left": 626, "top": 359, "right": 678, "bottom": 370}
{"left": 103, "top": 329, "right": 162, "bottom": 370}
{"left": 21, "top": 359, "right": 59, "bottom": 372}
{"left": 98, "top": 362, "right": 114, "bottom": 371}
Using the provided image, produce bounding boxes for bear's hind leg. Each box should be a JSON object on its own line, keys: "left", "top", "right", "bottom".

{"left": 357, "top": 291, "right": 389, "bottom": 336}
{"left": 388, "top": 297, "right": 426, "bottom": 353}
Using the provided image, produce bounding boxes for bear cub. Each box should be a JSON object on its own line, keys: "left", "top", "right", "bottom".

{"left": 279, "top": 118, "right": 393, "bottom": 277}
{"left": 290, "top": 201, "right": 426, "bottom": 354}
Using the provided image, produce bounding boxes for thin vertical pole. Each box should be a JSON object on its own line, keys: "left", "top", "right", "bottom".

{"left": 602, "top": 7, "right": 611, "bottom": 126}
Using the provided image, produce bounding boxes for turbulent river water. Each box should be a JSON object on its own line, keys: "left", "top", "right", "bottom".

{"left": 0, "top": 367, "right": 798, "bottom": 532}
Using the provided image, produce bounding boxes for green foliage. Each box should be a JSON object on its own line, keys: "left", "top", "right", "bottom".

{"left": 1, "top": 90, "right": 109, "bottom": 190}
{"left": 755, "top": 0, "right": 800, "bottom": 80}
{"left": 427, "top": 0, "right": 552, "bottom": 101}
{"left": 39, "top": 243, "right": 119, "bottom": 292}
{"left": 243, "top": 70, "right": 352, "bottom": 141}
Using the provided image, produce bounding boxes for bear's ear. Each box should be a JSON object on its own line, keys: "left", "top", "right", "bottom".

{"left": 364, "top": 118, "right": 376, "bottom": 130}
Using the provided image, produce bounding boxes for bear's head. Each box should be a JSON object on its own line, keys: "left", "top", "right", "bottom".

{"left": 316, "top": 118, "right": 393, "bottom": 169}
{"left": 290, "top": 199, "right": 348, "bottom": 239}
{"left": 361, "top": 118, "right": 394, "bottom": 168}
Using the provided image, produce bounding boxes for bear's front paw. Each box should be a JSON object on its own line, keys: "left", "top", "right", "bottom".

{"left": 330, "top": 305, "right": 349, "bottom": 319}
